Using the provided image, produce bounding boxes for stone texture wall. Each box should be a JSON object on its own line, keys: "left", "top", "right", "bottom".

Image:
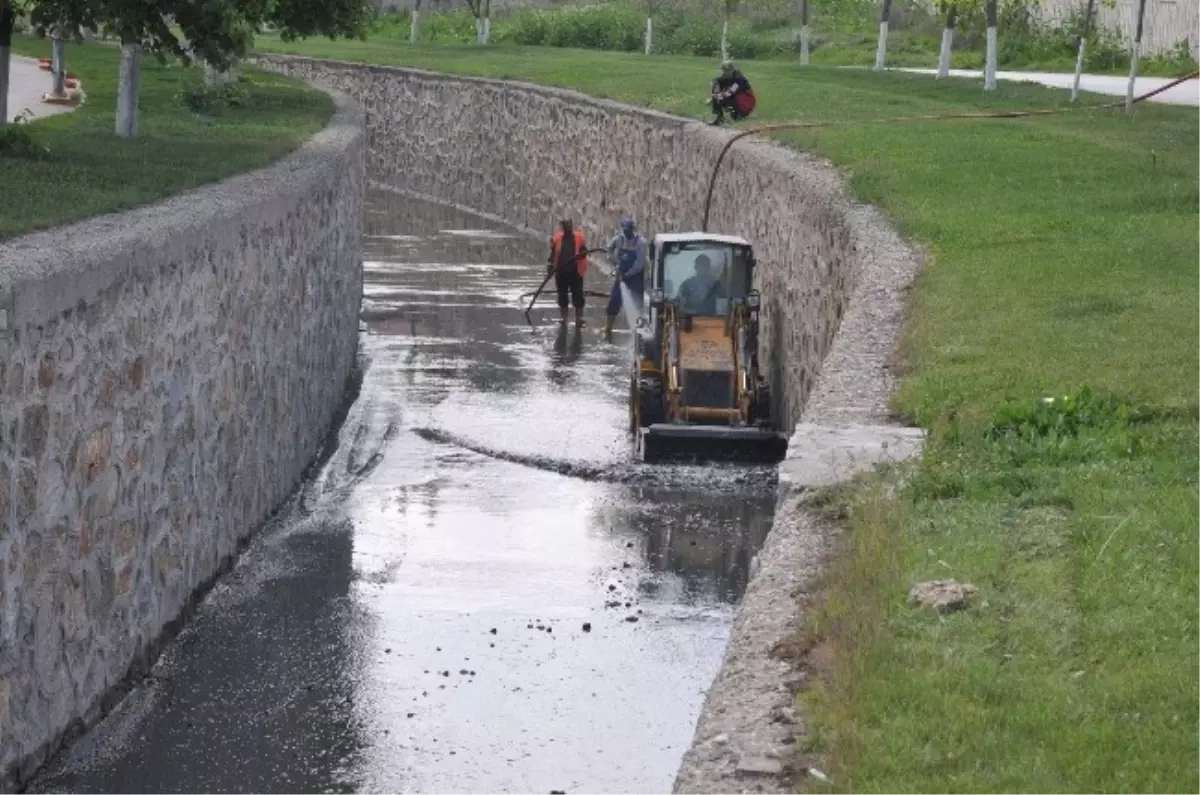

{"left": 260, "top": 56, "right": 862, "bottom": 433}
{"left": 0, "top": 92, "right": 365, "bottom": 787}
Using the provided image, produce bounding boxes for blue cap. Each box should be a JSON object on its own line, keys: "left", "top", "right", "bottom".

{"left": 620, "top": 218, "right": 636, "bottom": 231}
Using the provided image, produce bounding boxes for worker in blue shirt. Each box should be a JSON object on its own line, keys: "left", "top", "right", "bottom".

{"left": 604, "top": 218, "right": 647, "bottom": 341}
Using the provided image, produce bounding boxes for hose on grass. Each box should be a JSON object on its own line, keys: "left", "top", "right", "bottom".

{"left": 701, "top": 70, "right": 1199, "bottom": 231}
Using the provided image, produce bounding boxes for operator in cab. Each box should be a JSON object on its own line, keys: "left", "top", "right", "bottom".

{"left": 677, "top": 253, "right": 726, "bottom": 315}
{"left": 710, "top": 60, "right": 756, "bottom": 126}
{"left": 603, "top": 217, "right": 647, "bottom": 342}
{"left": 548, "top": 218, "right": 589, "bottom": 326}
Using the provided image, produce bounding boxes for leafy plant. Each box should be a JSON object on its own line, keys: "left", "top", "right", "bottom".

{"left": 0, "top": 110, "right": 52, "bottom": 160}
{"left": 177, "top": 77, "right": 249, "bottom": 113}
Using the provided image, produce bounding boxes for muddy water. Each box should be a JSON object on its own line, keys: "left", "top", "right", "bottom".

{"left": 30, "top": 191, "right": 776, "bottom": 794}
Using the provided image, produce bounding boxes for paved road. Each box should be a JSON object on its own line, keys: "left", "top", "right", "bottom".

{"left": 5, "top": 55, "right": 76, "bottom": 123}
{"left": 30, "top": 191, "right": 777, "bottom": 794}
{"left": 890, "top": 67, "right": 1200, "bottom": 106}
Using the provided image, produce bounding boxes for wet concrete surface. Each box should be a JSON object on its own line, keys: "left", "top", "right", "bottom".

{"left": 29, "top": 190, "right": 777, "bottom": 794}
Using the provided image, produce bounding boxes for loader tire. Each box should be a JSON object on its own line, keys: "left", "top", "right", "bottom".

{"left": 638, "top": 376, "right": 666, "bottom": 428}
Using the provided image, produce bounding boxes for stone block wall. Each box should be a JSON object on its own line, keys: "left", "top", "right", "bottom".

{"left": 0, "top": 92, "right": 365, "bottom": 786}
{"left": 260, "top": 56, "right": 862, "bottom": 433}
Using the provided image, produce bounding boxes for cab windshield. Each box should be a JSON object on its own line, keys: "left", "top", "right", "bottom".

{"left": 660, "top": 242, "right": 752, "bottom": 316}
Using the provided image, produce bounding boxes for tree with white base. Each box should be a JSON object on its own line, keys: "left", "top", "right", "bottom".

{"left": 409, "top": 0, "right": 421, "bottom": 44}
{"left": 1125, "top": 0, "right": 1147, "bottom": 113}
{"left": 936, "top": 3, "right": 957, "bottom": 78}
{"left": 798, "top": 0, "right": 810, "bottom": 66}
{"left": 1070, "top": 0, "right": 1096, "bottom": 102}
{"left": 983, "top": 0, "right": 997, "bottom": 90}
{"left": 466, "top": 0, "right": 490, "bottom": 44}
{"left": 29, "top": 0, "right": 373, "bottom": 138}
{"left": 0, "top": 0, "right": 14, "bottom": 124}
{"left": 721, "top": 0, "right": 739, "bottom": 62}
{"left": 874, "top": 0, "right": 891, "bottom": 71}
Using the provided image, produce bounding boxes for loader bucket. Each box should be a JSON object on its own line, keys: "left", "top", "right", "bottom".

{"left": 640, "top": 424, "right": 789, "bottom": 465}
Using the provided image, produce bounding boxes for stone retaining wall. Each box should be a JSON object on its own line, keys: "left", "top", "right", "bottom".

{"left": 0, "top": 91, "right": 366, "bottom": 787}
{"left": 259, "top": 55, "right": 862, "bottom": 433}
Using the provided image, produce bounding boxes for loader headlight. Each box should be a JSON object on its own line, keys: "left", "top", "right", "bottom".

{"left": 746, "top": 292, "right": 760, "bottom": 309}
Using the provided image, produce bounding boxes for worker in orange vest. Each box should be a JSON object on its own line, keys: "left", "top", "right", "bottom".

{"left": 548, "top": 218, "right": 589, "bottom": 326}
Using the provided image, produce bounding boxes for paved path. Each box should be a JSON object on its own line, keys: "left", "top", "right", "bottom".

{"left": 6, "top": 55, "right": 77, "bottom": 122}
{"left": 891, "top": 67, "right": 1199, "bottom": 106}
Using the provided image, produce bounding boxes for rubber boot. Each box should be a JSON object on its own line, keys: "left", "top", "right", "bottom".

{"left": 559, "top": 307, "right": 568, "bottom": 324}
{"left": 574, "top": 309, "right": 585, "bottom": 327}
{"left": 604, "top": 315, "right": 615, "bottom": 342}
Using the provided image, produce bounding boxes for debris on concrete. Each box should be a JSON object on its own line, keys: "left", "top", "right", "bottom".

{"left": 736, "top": 756, "right": 784, "bottom": 776}
{"left": 908, "top": 579, "right": 978, "bottom": 613}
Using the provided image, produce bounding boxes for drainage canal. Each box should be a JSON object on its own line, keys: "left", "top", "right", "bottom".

{"left": 28, "top": 190, "right": 777, "bottom": 794}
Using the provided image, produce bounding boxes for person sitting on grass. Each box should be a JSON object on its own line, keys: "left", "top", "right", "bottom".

{"left": 709, "top": 60, "right": 756, "bottom": 126}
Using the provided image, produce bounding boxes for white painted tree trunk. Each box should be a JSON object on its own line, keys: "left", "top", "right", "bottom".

{"left": 115, "top": 41, "right": 141, "bottom": 139}
{"left": 937, "top": 26, "right": 954, "bottom": 77}
{"left": 644, "top": 16, "right": 652, "bottom": 55}
{"left": 475, "top": 15, "right": 490, "bottom": 44}
{"left": 1070, "top": 38, "right": 1086, "bottom": 101}
{"left": 874, "top": 21, "right": 889, "bottom": 70}
{"left": 51, "top": 33, "right": 65, "bottom": 95}
{"left": 799, "top": 25, "right": 810, "bottom": 65}
{"left": 475, "top": 16, "right": 483, "bottom": 43}
{"left": 720, "top": 17, "right": 729, "bottom": 61}
{"left": 0, "top": 44, "right": 9, "bottom": 123}
{"left": 984, "top": 26, "right": 997, "bottom": 89}
{"left": 410, "top": 9, "right": 421, "bottom": 43}
{"left": 1124, "top": 40, "right": 1140, "bottom": 113}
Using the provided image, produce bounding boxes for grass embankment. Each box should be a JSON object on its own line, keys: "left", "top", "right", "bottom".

{"left": 0, "top": 38, "right": 333, "bottom": 240}
{"left": 254, "top": 40, "right": 1200, "bottom": 791}
{"left": 331, "top": 0, "right": 1198, "bottom": 76}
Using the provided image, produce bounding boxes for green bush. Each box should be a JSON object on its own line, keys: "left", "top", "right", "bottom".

{"left": 499, "top": 3, "right": 645, "bottom": 51}
{"left": 178, "top": 78, "right": 251, "bottom": 113}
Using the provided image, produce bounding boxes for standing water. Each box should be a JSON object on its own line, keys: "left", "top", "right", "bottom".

{"left": 28, "top": 191, "right": 777, "bottom": 795}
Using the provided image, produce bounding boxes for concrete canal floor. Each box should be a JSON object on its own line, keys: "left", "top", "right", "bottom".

{"left": 28, "top": 190, "right": 778, "bottom": 794}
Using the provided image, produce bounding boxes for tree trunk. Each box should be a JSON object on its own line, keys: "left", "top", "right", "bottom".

{"left": 51, "top": 29, "right": 66, "bottom": 96}
{"left": 116, "top": 39, "right": 141, "bottom": 139}
{"left": 1125, "top": 0, "right": 1147, "bottom": 113}
{"left": 410, "top": 7, "right": 421, "bottom": 43}
{"left": 0, "top": 0, "right": 12, "bottom": 124}
{"left": 983, "top": 0, "right": 997, "bottom": 89}
{"left": 720, "top": 16, "right": 729, "bottom": 61}
{"left": 937, "top": 5, "right": 957, "bottom": 78}
{"left": 799, "top": 0, "right": 810, "bottom": 65}
{"left": 1070, "top": 0, "right": 1096, "bottom": 101}
{"left": 874, "top": 0, "right": 892, "bottom": 70}
{"left": 644, "top": 16, "right": 652, "bottom": 55}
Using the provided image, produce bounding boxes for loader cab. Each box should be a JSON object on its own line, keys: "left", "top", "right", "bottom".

{"left": 647, "top": 233, "right": 755, "bottom": 318}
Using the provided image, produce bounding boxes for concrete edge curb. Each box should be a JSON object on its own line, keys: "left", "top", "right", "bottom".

{"left": 0, "top": 83, "right": 364, "bottom": 331}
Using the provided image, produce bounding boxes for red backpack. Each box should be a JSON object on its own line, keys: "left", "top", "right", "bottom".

{"left": 733, "top": 88, "right": 757, "bottom": 116}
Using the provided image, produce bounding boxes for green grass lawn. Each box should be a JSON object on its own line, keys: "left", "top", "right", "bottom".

{"left": 0, "top": 38, "right": 334, "bottom": 240}
{"left": 253, "top": 40, "right": 1199, "bottom": 791}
